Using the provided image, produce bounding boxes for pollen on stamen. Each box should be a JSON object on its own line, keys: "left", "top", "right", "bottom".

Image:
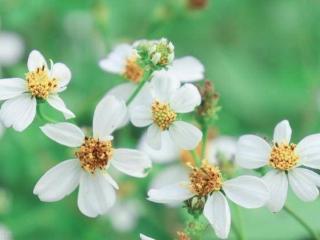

{"left": 269, "top": 142, "right": 299, "bottom": 171}
{"left": 123, "top": 55, "right": 144, "bottom": 83}
{"left": 189, "top": 161, "right": 223, "bottom": 197}
{"left": 75, "top": 137, "right": 113, "bottom": 174}
{"left": 25, "top": 65, "right": 58, "bottom": 99}
{"left": 151, "top": 100, "right": 177, "bottom": 130}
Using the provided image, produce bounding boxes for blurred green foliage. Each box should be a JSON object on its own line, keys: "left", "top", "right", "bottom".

{"left": 0, "top": 0, "right": 320, "bottom": 239}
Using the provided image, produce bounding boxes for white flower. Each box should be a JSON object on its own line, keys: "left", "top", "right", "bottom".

{"left": 33, "top": 96, "right": 152, "bottom": 218}
{"left": 236, "top": 120, "right": 320, "bottom": 212}
{"left": 109, "top": 200, "right": 141, "bottom": 232}
{"left": 0, "top": 50, "right": 75, "bottom": 132}
{"left": 0, "top": 31, "right": 24, "bottom": 67}
{"left": 130, "top": 74, "right": 202, "bottom": 150}
{"left": 207, "top": 136, "right": 237, "bottom": 165}
{"left": 147, "top": 161, "right": 269, "bottom": 239}
{"left": 140, "top": 234, "right": 155, "bottom": 240}
{"left": 0, "top": 224, "right": 12, "bottom": 240}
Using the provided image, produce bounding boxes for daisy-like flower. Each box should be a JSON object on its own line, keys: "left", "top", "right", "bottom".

{"left": 99, "top": 42, "right": 204, "bottom": 108}
{"left": 33, "top": 96, "right": 151, "bottom": 217}
{"left": 236, "top": 120, "right": 320, "bottom": 212}
{"left": 130, "top": 74, "right": 202, "bottom": 150}
{"left": 147, "top": 161, "right": 269, "bottom": 239}
{"left": 0, "top": 50, "right": 75, "bottom": 132}
{"left": 0, "top": 31, "right": 24, "bottom": 68}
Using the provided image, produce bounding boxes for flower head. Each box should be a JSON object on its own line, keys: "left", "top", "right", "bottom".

{"left": 147, "top": 160, "right": 269, "bottom": 239}
{"left": 0, "top": 50, "right": 74, "bottom": 131}
{"left": 33, "top": 96, "right": 151, "bottom": 217}
{"left": 130, "top": 73, "right": 202, "bottom": 150}
{"left": 236, "top": 120, "right": 320, "bottom": 212}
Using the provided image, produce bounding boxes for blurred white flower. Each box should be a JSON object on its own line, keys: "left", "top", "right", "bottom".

{"left": 0, "top": 121, "right": 4, "bottom": 138}
{"left": 130, "top": 74, "right": 202, "bottom": 150}
{"left": 140, "top": 234, "right": 155, "bottom": 240}
{"left": 236, "top": 120, "right": 320, "bottom": 212}
{"left": 0, "top": 50, "right": 75, "bottom": 131}
{"left": 33, "top": 96, "right": 151, "bottom": 218}
{"left": 0, "top": 224, "right": 12, "bottom": 240}
{"left": 0, "top": 32, "right": 24, "bottom": 67}
{"left": 148, "top": 161, "right": 269, "bottom": 239}
{"left": 109, "top": 200, "right": 141, "bottom": 232}
{"left": 207, "top": 136, "right": 237, "bottom": 165}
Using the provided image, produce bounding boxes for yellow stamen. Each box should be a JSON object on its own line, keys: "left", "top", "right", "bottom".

{"left": 189, "top": 161, "right": 223, "bottom": 196}
{"left": 151, "top": 100, "right": 176, "bottom": 130}
{"left": 123, "top": 56, "right": 144, "bottom": 83}
{"left": 26, "top": 65, "right": 58, "bottom": 99}
{"left": 269, "top": 143, "right": 299, "bottom": 171}
{"left": 75, "top": 137, "right": 113, "bottom": 174}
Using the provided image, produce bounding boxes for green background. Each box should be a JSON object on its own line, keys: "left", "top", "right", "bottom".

{"left": 0, "top": 0, "right": 320, "bottom": 239}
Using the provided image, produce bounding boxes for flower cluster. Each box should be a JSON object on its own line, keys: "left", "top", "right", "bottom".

{"left": 1, "top": 38, "right": 320, "bottom": 240}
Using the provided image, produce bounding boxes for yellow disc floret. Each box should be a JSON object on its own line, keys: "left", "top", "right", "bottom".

{"left": 26, "top": 65, "right": 58, "bottom": 99}
{"left": 75, "top": 137, "right": 113, "bottom": 174}
{"left": 123, "top": 56, "right": 144, "bottom": 83}
{"left": 189, "top": 161, "right": 223, "bottom": 197}
{"left": 151, "top": 100, "right": 177, "bottom": 130}
{"left": 269, "top": 143, "right": 299, "bottom": 171}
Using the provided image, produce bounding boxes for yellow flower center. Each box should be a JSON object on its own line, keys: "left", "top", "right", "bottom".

{"left": 123, "top": 56, "right": 144, "bottom": 83}
{"left": 75, "top": 137, "right": 113, "bottom": 174}
{"left": 25, "top": 65, "right": 58, "bottom": 99}
{"left": 269, "top": 143, "right": 299, "bottom": 171}
{"left": 189, "top": 161, "right": 223, "bottom": 196}
{"left": 151, "top": 100, "right": 177, "bottom": 130}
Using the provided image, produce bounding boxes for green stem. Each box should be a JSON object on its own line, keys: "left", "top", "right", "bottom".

{"left": 126, "top": 69, "right": 153, "bottom": 106}
{"left": 284, "top": 205, "right": 320, "bottom": 240}
{"left": 231, "top": 220, "right": 243, "bottom": 240}
{"left": 233, "top": 205, "right": 245, "bottom": 240}
{"left": 37, "top": 103, "right": 57, "bottom": 123}
{"left": 201, "top": 124, "right": 209, "bottom": 160}
{"left": 191, "top": 150, "right": 201, "bottom": 167}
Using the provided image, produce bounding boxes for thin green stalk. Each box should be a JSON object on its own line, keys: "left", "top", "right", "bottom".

{"left": 284, "top": 205, "right": 320, "bottom": 240}
{"left": 232, "top": 219, "right": 243, "bottom": 240}
{"left": 233, "top": 205, "right": 245, "bottom": 240}
{"left": 191, "top": 150, "right": 201, "bottom": 167}
{"left": 37, "top": 103, "right": 57, "bottom": 123}
{"left": 126, "top": 69, "right": 153, "bottom": 106}
{"left": 201, "top": 124, "right": 208, "bottom": 159}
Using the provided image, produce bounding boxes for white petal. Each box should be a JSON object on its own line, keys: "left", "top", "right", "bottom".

{"left": 235, "top": 135, "right": 270, "bottom": 169}
{"left": 169, "top": 84, "right": 201, "bottom": 113}
{"left": 93, "top": 95, "right": 127, "bottom": 138}
{"left": 203, "top": 192, "right": 231, "bottom": 239}
{"left": 168, "top": 121, "right": 202, "bottom": 150}
{"left": 0, "top": 78, "right": 26, "bottom": 100}
{"left": 33, "top": 159, "right": 81, "bottom": 202}
{"left": 293, "top": 168, "right": 320, "bottom": 187}
{"left": 130, "top": 105, "right": 152, "bottom": 127}
{"left": 296, "top": 134, "right": 320, "bottom": 169}
{"left": 207, "top": 136, "right": 237, "bottom": 165}
{"left": 99, "top": 44, "right": 133, "bottom": 74}
{"left": 150, "top": 71, "right": 180, "bottom": 102}
{"left": 273, "top": 120, "right": 292, "bottom": 144}
{"left": 47, "top": 95, "right": 75, "bottom": 119}
{"left": 112, "top": 149, "right": 152, "bottom": 178}
{"left": 263, "top": 170, "right": 288, "bottom": 212}
{"left": 0, "top": 32, "right": 24, "bottom": 66}
{"left": 223, "top": 176, "right": 269, "bottom": 208}
{"left": 0, "top": 94, "right": 36, "bottom": 132}
{"left": 138, "top": 131, "right": 180, "bottom": 164}
{"left": 77, "top": 172, "right": 116, "bottom": 218}
{"left": 166, "top": 56, "right": 204, "bottom": 83}
{"left": 147, "top": 182, "right": 193, "bottom": 204}
{"left": 146, "top": 124, "right": 163, "bottom": 150}
{"left": 150, "top": 165, "right": 189, "bottom": 189}
{"left": 140, "top": 234, "right": 155, "bottom": 240}
{"left": 288, "top": 168, "right": 319, "bottom": 202}
{"left": 102, "top": 172, "right": 119, "bottom": 190}
{"left": 27, "top": 50, "right": 47, "bottom": 71}
{"left": 50, "top": 63, "right": 72, "bottom": 90}
{"left": 40, "top": 122, "right": 85, "bottom": 147}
